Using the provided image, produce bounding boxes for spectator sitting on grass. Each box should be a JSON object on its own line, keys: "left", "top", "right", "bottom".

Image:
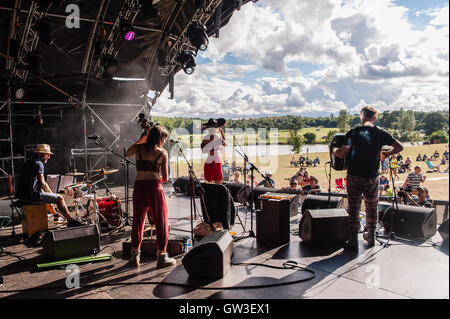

{"left": 299, "top": 170, "right": 312, "bottom": 187}
{"left": 313, "top": 156, "right": 320, "bottom": 166}
{"left": 246, "top": 174, "right": 258, "bottom": 187}
{"left": 404, "top": 157, "right": 412, "bottom": 171}
{"left": 425, "top": 157, "right": 442, "bottom": 173}
{"left": 257, "top": 171, "right": 275, "bottom": 188}
{"left": 416, "top": 154, "right": 422, "bottom": 162}
{"left": 301, "top": 176, "right": 321, "bottom": 195}
{"left": 232, "top": 171, "right": 240, "bottom": 183}
{"left": 404, "top": 187, "right": 433, "bottom": 208}
{"left": 403, "top": 166, "right": 426, "bottom": 194}
{"left": 378, "top": 174, "right": 390, "bottom": 196}
{"left": 440, "top": 155, "right": 447, "bottom": 166}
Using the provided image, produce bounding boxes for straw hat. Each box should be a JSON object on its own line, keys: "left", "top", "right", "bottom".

{"left": 33, "top": 144, "right": 54, "bottom": 154}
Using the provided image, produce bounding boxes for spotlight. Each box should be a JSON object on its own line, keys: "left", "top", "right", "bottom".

{"left": 141, "top": 0, "right": 160, "bottom": 19}
{"left": 101, "top": 54, "right": 118, "bottom": 75}
{"left": 15, "top": 87, "right": 25, "bottom": 100}
{"left": 120, "top": 20, "right": 135, "bottom": 41}
{"left": 189, "top": 24, "right": 209, "bottom": 51}
{"left": 177, "top": 50, "right": 197, "bottom": 75}
{"left": 25, "top": 51, "right": 44, "bottom": 75}
{"left": 36, "top": 17, "right": 54, "bottom": 45}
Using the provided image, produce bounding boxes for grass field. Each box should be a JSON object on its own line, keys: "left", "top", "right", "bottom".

{"left": 172, "top": 143, "right": 449, "bottom": 204}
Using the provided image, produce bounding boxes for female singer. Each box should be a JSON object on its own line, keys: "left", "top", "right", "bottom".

{"left": 126, "top": 124, "right": 176, "bottom": 268}
{"left": 200, "top": 118, "right": 227, "bottom": 184}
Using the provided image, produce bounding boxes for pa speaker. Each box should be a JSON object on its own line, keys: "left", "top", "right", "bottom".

{"left": 438, "top": 219, "right": 449, "bottom": 242}
{"left": 173, "top": 176, "right": 200, "bottom": 196}
{"left": 299, "top": 208, "right": 349, "bottom": 246}
{"left": 182, "top": 230, "right": 233, "bottom": 279}
{"left": 301, "top": 195, "right": 344, "bottom": 214}
{"left": 252, "top": 187, "right": 277, "bottom": 210}
{"left": 379, "top": 204, "right": 437, "bottom": 239}
{"left": 42, "top": 225, "right": 100, "bottom": 261}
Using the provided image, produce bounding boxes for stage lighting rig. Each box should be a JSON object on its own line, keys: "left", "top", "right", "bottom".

{"left": 141, "top": 0, "right": 160, "bottom": 18}
{"left": 101, "top": 54, "right": 119, "bottom": 75}
{"left": 177, "top": 50, "right": 197, "bottom": 75}
{"left": 189, "top": 24, "right": 209, "bottom": 51}
{"left": 120, "top": 20, "right": 136, "bottom": 41}
{"left": 35, "top": 17, "right": 54, "bottom": 45}
{"left": 25, "top": 51, "right": 44, "bottom": 76}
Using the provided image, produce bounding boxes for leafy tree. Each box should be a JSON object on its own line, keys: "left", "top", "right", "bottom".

{"left": 326, "top": 130, "right": 339, "bottom": 144}
{"left": 429, "top": 130, "right": 449, "bottom": 143}
{"left": 303, "top": 132, "right": 316, "bottom": 144}
{"left": 289, "top": 135, "right": 305, "bottom": 154}
{"left": 420, "top": 112, "right": 449, "bottom": 136}
{"left": 337, "top": 109, "right": 350, "bottom": 133}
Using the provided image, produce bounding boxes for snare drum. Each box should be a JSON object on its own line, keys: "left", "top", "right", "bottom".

{"left": 87, "top": 196, "right": 122, "bottom": 227}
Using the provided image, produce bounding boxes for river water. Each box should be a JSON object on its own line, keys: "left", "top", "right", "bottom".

{"left": 168, "top": 142, "right": 418, "bottom": 161}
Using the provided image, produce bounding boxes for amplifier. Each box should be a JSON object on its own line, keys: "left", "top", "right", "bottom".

{"left": 257, "top": 195, "right": 294, "bottom": 246}
{"left": 42, "top": 225, "right": 100, "bottom": 261}
{"left": 122, "top": 238, "right": 187, "bottom": 257}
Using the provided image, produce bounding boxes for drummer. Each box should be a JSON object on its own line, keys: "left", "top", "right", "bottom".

{"left": 15, "top": 144, "right": 84, "bottom": 227}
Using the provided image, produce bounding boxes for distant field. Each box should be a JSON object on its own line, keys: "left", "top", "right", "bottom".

{"left": 175, "top": 127, "right": 337, "bottom": 146}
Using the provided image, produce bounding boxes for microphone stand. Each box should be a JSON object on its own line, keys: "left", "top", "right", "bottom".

{"left": 93, "top": 138, "right": 135, "bottom": 227}
{"left": 176, "top": 142, "right": 211, "bottom": 246}
{"left": 232, "top": 134, "right": 272, "bottom": 238}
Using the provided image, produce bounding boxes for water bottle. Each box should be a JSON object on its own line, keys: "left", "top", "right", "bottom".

{"left": 186, "top": 237, "right": 192, "bottom": 253}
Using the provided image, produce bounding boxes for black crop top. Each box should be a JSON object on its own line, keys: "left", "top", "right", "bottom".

{"left": 136, "top": 144, "right": 163, "bottom": 172}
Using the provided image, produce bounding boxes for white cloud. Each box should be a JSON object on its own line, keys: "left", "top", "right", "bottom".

{"left": 152, "top": 0, "right": 449, "bottom": 118}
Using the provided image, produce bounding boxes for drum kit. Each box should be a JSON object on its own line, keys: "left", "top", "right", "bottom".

{"left": 62, "top": 168, "right": 122, "bottom": 230}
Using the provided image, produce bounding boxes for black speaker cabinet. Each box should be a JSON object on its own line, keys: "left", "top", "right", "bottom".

{"left": 301, "top": 195, "right": 344, "bottom": 214}
{"left": 42, "top": 225, "right": 101, "bottom": 261}
{"left": 173, "top": 176, "right": 200, "bottom": 196}
{"left": 378, "top": 204, "right": 437, "bottom": 239}
{"left": 438, "top": 219, "right": 448, "bottom": 242}
{"left": 299, "top": 208, "right": 349, "bottom": 246}
{"left": 251, "top": 187, "right": 277, "bottom": 210}
{"left": 182, "top": 230, "right": 234, "bottom": 279}
{"left": 256, "top": 196, "right": 293, "bottom": 246}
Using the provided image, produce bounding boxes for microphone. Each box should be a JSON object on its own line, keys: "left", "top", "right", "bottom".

{"left": 87, "top": 134, "right": 100, "bottom": 140}
{"left": 170, "top": 139, "right": 180, "bottom": 144}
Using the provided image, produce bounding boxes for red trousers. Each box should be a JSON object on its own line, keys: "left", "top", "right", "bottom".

{"left": 132, "top": 180, "right": 169, "bottom": 252}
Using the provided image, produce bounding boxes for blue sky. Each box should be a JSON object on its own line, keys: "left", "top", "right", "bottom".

{"left": 152, "top": 0, "right": 449, "bottom": 119}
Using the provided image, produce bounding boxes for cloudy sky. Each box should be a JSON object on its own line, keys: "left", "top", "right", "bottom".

{"left": 151, "top": 0, "right": 449, "bottom": 119}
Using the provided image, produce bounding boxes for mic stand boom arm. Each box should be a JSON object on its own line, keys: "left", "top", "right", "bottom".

{"left": 94, "top": 139, "right": 135, "bottom": 227}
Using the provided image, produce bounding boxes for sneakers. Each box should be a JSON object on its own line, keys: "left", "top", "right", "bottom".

{"left": 343, "top": 233, "right": 359, "bottom": 251}
{"left": 156, "top": 252, "right": 176, "bottom": 269}
{"left": 363, "top": 230, "right": 375, "bottom": 247}
{"left": 67, "top": 218, "right": 85, "bottom": 228}
{"left": 129, "top": 251, "right": 141, "bottom": 267}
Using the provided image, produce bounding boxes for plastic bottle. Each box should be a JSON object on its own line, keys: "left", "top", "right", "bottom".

{"left": 186, "top": 237, "right": 192, "bottom": 252}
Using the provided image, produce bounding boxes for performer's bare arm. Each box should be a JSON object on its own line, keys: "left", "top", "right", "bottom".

{"left": 160, "top": 150, "right": 169, "bottom": 183}
{"left": 38, "top": 173, "right": 53, "bottom": 193}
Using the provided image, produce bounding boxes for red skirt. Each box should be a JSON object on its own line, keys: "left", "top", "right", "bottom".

{"left": 204, "top": 162, "right": 223, "bottom": 182}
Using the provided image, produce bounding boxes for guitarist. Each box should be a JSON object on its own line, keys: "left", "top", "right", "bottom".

{"left": 333, "top": 106, "right": 403, "bottom": 250}
{"left": 15, "top": 144, "right": 84, "bottom": 227}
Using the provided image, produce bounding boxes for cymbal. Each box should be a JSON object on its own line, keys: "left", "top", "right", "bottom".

{"left": 91, "top": 168, "right": 118, "bottom": 173}
{"left": 66, "top": 171, "right": 85, "bottom": 176}
{"left": 89, "top": 168, "right": 119, "bottom": 179}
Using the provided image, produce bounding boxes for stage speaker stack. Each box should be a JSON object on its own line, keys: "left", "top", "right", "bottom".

{"left": 256, "top": 193, "right": 297, "bottom": 246}
{"left": 182, "top": 230, "right": 234, "bottom": 279}
{"left": 301, "top": 195, "right": 344, "bottom": 215}
{"left": 438, "top": 219, "right": 449, "bottom": 242}
{"left": 251, "top": 186, "right": 278, "bottom": 210}
{"left": 42, "top": 225, "right": 101, "bottom": 261}
{"left": 378, "top": 203, "right": 437, "bottom": 239}
{"left": 299, "top": 209, "right": 349, "bottom": 246}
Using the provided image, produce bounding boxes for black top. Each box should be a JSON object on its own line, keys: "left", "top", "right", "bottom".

{"left": 344, "top": 125, "right": 395, "bottom": 178}
{"left": 15, "top": 157, "right": 44, "bottom": 201}
{"left": 135, "top": 144, "right": 163, "bottom": 172}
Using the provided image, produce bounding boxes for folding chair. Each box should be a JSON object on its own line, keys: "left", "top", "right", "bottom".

{"left": 335, "top": 177, "right": 347, "bottom": 192}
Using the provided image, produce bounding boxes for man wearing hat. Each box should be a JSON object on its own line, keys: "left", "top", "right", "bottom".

{"left": 201, "top": 118, "right": 227, "bottom": 184}
{"left": 257, "top": 171, "right": 275, "bottom": 188}
{"left": 15, "top": 144, "right": 84, "bottom": 227}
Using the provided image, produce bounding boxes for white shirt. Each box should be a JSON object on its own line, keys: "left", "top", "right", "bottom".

{"left": 202, "top": 128, "right": 227, "bottom": 164}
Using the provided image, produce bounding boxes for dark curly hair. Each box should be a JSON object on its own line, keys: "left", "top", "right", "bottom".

{"left": 146, "top": 124, "right": 168, "bottom": 149}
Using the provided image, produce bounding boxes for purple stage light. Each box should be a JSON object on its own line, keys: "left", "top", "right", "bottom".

{"left": 125, "top": 31, "right": 135, "bottom": 41}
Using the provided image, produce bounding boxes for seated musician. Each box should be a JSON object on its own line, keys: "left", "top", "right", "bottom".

{"left": 15, "top": 144, "right": 84, "bottom": 227}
